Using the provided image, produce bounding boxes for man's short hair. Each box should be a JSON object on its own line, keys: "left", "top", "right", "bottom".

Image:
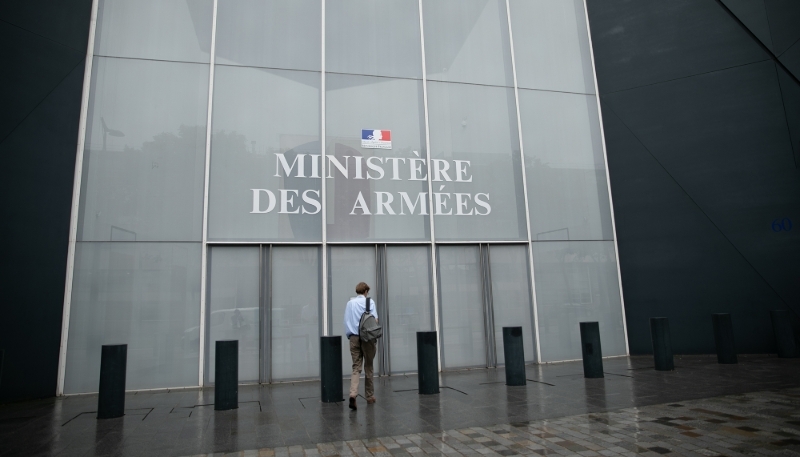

{"left": 355, "top": 282, "right": 370, "bottom": 295}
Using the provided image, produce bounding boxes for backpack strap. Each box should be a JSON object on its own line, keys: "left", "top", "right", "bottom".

{"left": 365, "top": 297, "right": 371, "bottom": 314}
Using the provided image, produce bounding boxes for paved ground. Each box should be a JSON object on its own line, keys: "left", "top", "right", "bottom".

{"left": 191, "top": 388, "right": 800, "bottom": 457}
{"left": 1, "top": 355, "right": 799, "bottom": 456}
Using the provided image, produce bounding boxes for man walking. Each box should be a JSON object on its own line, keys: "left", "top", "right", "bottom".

{"left": 344, "top": 282, "right": 378, "bottom": 410}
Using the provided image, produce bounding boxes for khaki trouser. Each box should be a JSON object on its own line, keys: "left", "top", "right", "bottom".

{"left": 349, "top": 335, "right": 376, "bottom": 399}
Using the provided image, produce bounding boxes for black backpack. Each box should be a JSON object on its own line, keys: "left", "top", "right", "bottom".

{"left": 358, "top": 297, "right": 383, "bottom": 343}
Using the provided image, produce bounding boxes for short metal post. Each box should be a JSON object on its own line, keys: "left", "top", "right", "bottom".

{"left": 580, "top": 322, "right": 604, "bottom": 378}
{"left": 712, "top": 313, "right": 737, "bottom": 364}
{"left": 320, "top": 336, "right": 344, "bottom": 402}
{"left": 650, "top": 317, "right": 674, "bottom": 371}
{"left": 770, "top": 310, "right": 798, "bottom": 358}
{"left": 417, "top": 331, "right": 439, "bottom": 394}
{"left": 215, "top": 340, "right": 238, "bottom": 411}
{"left": 502, "top": 327, "right": 526, "bottom": 386}
{"left": 97, "top": 344, "right": 127, "bottom": 419}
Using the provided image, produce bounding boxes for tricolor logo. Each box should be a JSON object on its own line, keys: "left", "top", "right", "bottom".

{"left": 361, "top": 129, "right": 392, "bottom": 150}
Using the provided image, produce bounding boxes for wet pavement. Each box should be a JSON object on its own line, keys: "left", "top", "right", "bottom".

{"left": 1, "top": 354, "right": 799, "bottom": 456}
{"left": 205, "top": 388, "right": 800, "bottom": 457}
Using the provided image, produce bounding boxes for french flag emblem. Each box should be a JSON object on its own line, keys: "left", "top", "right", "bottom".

{"left": 361, "top": 129, "right": 392, "bottom": 150}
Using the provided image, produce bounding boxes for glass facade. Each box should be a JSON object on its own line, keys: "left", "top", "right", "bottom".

{"left": 62, "top": 0, "right": 626, "bottom": 393}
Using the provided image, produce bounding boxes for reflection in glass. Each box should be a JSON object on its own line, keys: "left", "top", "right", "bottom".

{"left": 519, "top": 90, "right": 613, "bottom": 241}
{"left": 208, "top": 66, "right": 321, "bottom": 241}
{"left": 329, "top": 246, "right": 377, "bottom": 376}
{"left": 206, "top": 246, "right": 260, "bottom": 383}
{"left": 438, "top": 245, "right": 485, "bottom": 368}
{"left": 326, "top": 74, "right": 429, "bottom": 241}
{"left": 489, "top": 245, "right": 535, "bottom": 363}
{"left": 386, "top": 246, "right": 433, "bottom": 373}
{"left": 326, "top": 0, "right": 421, "bottom": 78}
{"left": 78, "top": 57, "right": 208, "bottom": 242}
{"left": 271, "top": 247, "right": 320, "bottom": 380}
{"left": 216, "top": 0, "right": 321, "bottom": 71}
{"left": 427, "top": 82, "right": 527, "bottom": 241}
{"left": 64, "top": 242, "right": 201, "bottom": 393}
{"left": 423, "top": 0, "right": 513, "bottom": 87}
{"left": 94, "top": 0, "right": 212, "bottom": 63}
{"left": 533, "top": 241, "right": 626, "bottom": 362}
{"left": 509, "top": 0, "right": 595, "bottom": 94}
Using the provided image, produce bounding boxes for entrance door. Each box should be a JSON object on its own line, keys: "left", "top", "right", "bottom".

{"left": 437, "top": 244, "right": 535, "bottom": 370}
{"left": 328, "top": 246, "right": 378, "bottom": 378}
{"left": 206, "top": 246, "right": 260, "bottom": 383}
{"left": 205, "top": 245, "right": 321, "bottom": 384}
{"left": 328, "top": 244, "right": 434, "bottom": 377}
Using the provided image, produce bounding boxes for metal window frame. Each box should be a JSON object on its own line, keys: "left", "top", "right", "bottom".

{"left": 56, "top": 0, "right": 100, "bottom": 396}
{"left": 504, "top": 0, "right": 542, "bottom": 363}
{"left": 198, "top": 0, "right": 220, "bottom": 388}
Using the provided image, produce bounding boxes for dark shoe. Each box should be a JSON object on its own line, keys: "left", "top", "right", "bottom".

{"left": 366, "top": 396, "right": 376, "bottom": 404}
{"left": 349, "top": 397, "right": 357, "bottom": 410}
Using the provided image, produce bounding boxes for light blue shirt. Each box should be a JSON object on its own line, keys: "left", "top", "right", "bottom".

{"left": 344, "top": 295, "right": 378, "bottom": 337}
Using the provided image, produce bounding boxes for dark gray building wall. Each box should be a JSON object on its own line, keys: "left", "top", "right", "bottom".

{"left": 0, "top": 1, "right": 92, "bottom": 402}
{"left": 586, "top": 0, "right": 800, "bottom": 355}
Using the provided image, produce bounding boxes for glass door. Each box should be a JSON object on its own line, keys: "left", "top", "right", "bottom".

{"left": 328, "top": 245, "right": 378, "bottom": 377}
{"left": 206, "top": 246, "right": 261, "bottom": 383}
{"left": 269, "top": 246, "right": 321, "bottom": 381}
{"left": 438, "top": 245, "right": 486, "bottom": 368}
{"left": 206, "top": 245, "right": 321, "bottom": 384}
{"left": 385, "top": 246, "right": 434, "bottom": 373}
{"left": 437, "top": 244, "right": 535, "bottom": 370}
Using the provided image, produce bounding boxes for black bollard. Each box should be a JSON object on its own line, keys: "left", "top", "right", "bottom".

{"left": 97, "top": 344, "right": 127, "bottom": 419}
{"left": 417, "top": 331, "right": 439, "bottom": 395}
{"left": 712, "top": 313, "right": 737, "bottom": 364}
{"left": 215, "top": 340, "right": 238, "bottom": 411}
{"left": 770, "top": 310, "right": 798, "bottom": 358}
{"left": 650, "top": 318, "right": 674, "bottom": 371}
{"left": 502, "top": 327, "right": 526, "bottom": 386}
{"left": 579, "top": 322, "right": 604, "bottom": 378}
{"left": 320, "top": 336, "right": 344, "bottom": 402}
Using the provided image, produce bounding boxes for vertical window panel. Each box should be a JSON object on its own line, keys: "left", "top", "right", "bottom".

{"left": 489, "top": 245, "right": 535, "bottom": 364}
{"left": 329, "top": 246, "right": 377, "bottom": 376}
{"left": 427, "top": 82, "right": 527, "bottom": 241}
{"left": 78, "top": 57, "right": 208, "bottom": 242}
{"left": 327, "top": 0, "right": 422, "bottom": 78}
{"left": 519, "top": 89, "right": 613, "bottom": 241}
{"left": 64, "top": 242, "right": 201, "bottom": 393}
{"left": 325, "top": 75, "right": 429, "bottom": 241}
{"left": 208, "top": 66, "right": 321, "bottom": 242}
{"left": 94, "top": 0, "right": 213, "bottom": 63}
{"left": 215, "top": 0, "right": 321, "bottom": 71}
{"left": 271, "top": 247, "right": 321, "bottom": 380}
{"left": 438, "top": 245, "right": 486, "bottom": 368}
{"left": 533, "top": 241, "right": 626, "bottom": 362}
{"left": 206, "top": 246, "right": 260, "bottom": 383}
{"left": 509, "top": 0, "right": 595, "bottom": 94}
{"left": 422, "top": 0, "right": 513, "bottom": 87}
{"left": 386, "top": 246, "right": 433, "bottom": 373}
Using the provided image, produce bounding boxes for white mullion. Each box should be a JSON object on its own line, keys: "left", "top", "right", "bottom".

{"left": 198, "top": 0, "right": 219, "bottom": 387}
{"left": 582, "top": 0, "right": 629, "bottom": 355}
{"left": 57, "top": 0, "right": 100, "bottom": 396}
{"left": 417, "top": 0, "right": 441, "bottom": 372}
{"left": 505, "top": 0, "right": 542, "bottom": 363}
{"left": 320, "top": 0, "right": 328, "bottom": 336}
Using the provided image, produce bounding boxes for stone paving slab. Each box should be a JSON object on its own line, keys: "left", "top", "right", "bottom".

{"left": 183, "top": 388, "right": 800, "bottom": 457}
